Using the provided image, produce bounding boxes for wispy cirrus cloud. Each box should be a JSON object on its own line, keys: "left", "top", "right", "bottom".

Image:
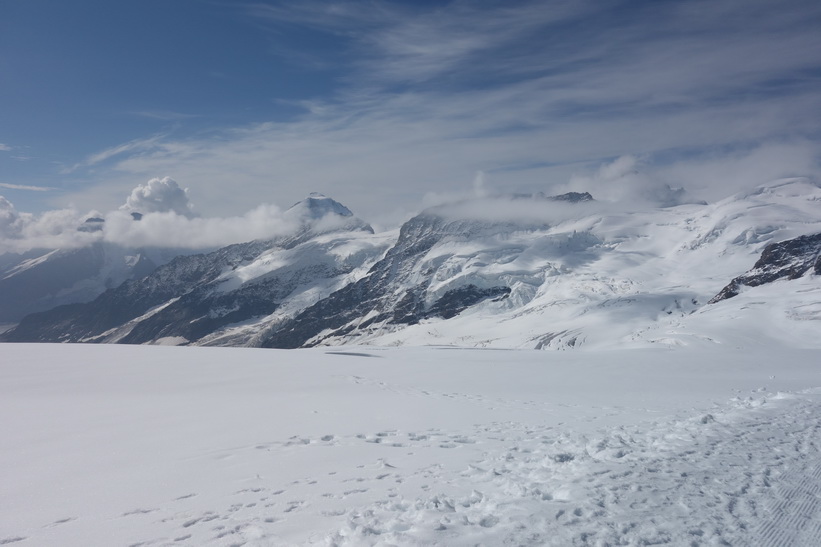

{"left": 55, "top": 0, "right": 821, "bottom": 225}
{"left": 0, "top": 182, "right": 55, "bottom": 192}
{"left": 62, "top": 134, "right": 166, "bottom": 174}
{"left": 247, "top": 0, "right": 591, "bottom": 86}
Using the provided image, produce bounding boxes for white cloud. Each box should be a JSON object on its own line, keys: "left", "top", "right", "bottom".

{"left": 0, "top": 195, "right": 100, "bottom": 254}
{"left": 23, "top": 0, "right": 821, "bottom": 228}
{"left": 654, "top": 142, "right": 821, "bottom": 203}
{"left": 0, "top": 143, "right": 12, "bottom": 152}
{"left": 102, "top": 205, "right": 297, "bottom": 249}
{"left": 249, "top": 1, "right": 590, "bottom": 85}
{"left": 0, "top": 196, "right": 20, "bottom": 236}
{"left": 429, "top": 196, "right": 606, "bottom": 227}
{"left": 0, "top": 178, "right": 339, "bottom": 254}
{"left": 0, "top": 182, "right": 55, "bottom": 192}
{"left": 121, "top": 177, "right": 194, "bottom": 217}
{"left": 557, "top": 156, "right": 688, "bottom": 208}
{"left": 62, "top": 135, "right": 164, "bottom": 174}
{"left": 472, "top": 171, "right": 488, "bottom": 198}
{"left": 87, "top": 135, "right": 164, "bottom": 166}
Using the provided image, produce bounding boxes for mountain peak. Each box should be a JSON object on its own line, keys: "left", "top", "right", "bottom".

{"left": 548, "top": 191, "right": 594, "bottom": 203}
{"left": 287, "top": 194, "right": 354, "bottom": 220}
{"left": 282, "top": 194, "right": 373, "bottom": 236}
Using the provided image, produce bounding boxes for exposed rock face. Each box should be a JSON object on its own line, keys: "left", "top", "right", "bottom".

{"left": 548, "top": 191, "right": 593, "bottom": 203}
{"left": 2, "top": 241, "right": 268, "bottom": 342}
{"left": 1, "top": 196, "right": 379, "bottom": 344}
{"left": 259, "top": 211, "right": 528, "bottom": 349}
{"left": 709, "top": 232, "right": 821, "bottom": 303}
{"left": 510, "top": 191, "right": 593, "bottom": 203}
{"left": 427, "top": 285, "right": 511, "bottom": 319}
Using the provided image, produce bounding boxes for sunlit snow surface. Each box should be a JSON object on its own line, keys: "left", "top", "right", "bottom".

{"left": 1, "top": 343, "right": 820, "bottom": 546}
{"left": 329, "top": 178, "right": 821, "bottom": 351}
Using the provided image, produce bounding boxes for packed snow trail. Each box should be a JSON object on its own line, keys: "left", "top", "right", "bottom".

{"left": 325, "top": 389, "right": 821, "bottom": 546}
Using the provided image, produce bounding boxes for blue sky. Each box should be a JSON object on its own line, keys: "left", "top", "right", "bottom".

{"left": 1, "top": 0, "right": 821, "bottom": 248}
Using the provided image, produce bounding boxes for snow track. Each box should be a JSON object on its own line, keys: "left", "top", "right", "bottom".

{"left": 758, "top": 423, "right": 821, "bottom": 547}
{"left": 15, "top": 389, "right": 814, "bottom": 547}
{"left": 326, "top": 390, "right": 821, "bottom": 546}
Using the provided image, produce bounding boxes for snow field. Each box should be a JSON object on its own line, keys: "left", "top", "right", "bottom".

{"left": 332, "top": 389, "right": 821, "bottom": 546}
{"left": 313, "top": 179, "right": 821, "bottom": 351}
{"left": 1, "top": 343, "right": 820, "bottom": 546}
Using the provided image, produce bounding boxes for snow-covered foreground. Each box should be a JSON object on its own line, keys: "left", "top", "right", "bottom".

{"left": 1, "top": 344, "right": 820, "bottom": 546}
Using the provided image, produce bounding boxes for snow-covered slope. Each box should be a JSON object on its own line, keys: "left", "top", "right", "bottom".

{"left": 2, "top": 195, "right": 391, "bottom": 345}
{"left": 0, "top": 242, "right": 186, "bottom": 323}
{"left": 1, "top": 343, "right": 820, "bottom": 546}
{"left": 263, "top": 179, "right": 821, "bottom": 350}
{"left": 3, "top": 184, "right": 821, "bottom": 546}
{"left": 3, "top": 180, "right": 821, "bottom": 349}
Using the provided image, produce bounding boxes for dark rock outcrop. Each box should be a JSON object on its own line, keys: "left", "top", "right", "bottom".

{"left": 709, "top": 232, "right": 821, "bottom": 303}
{"left": 259, "top": 210, "right": 526, "bottom": 348}
{"left": 2, "top": 241, "right": 266, "bottom": 342}
{"left": 548, "top": 191, "right": 593, "bottom": 203}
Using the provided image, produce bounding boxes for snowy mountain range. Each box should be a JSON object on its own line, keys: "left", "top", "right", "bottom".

{"left": 3, "top": 181, "right": 821, "bottom": 349}
{"left": 0, "top": 239, "right": 191, "bottom": 325}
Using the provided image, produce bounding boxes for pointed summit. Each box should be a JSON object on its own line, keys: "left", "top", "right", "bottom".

{"left": 286, "top": 193, "right": 355, "bottom": 220}
{"left": 284, "top": 193, "right": 373, "bottom": 235}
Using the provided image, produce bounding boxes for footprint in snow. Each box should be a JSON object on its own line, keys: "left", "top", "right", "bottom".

{"left": 284, "top": 501, "right": 306, "bottom": 513}
{"left": 234, "top": 487, "right": 265, "bottom": 495}
{"left": 122, "top": 508, "right": 158, "bottom": 516}
{"left": 45, "top": 517, "right": 76, "bottom": 527}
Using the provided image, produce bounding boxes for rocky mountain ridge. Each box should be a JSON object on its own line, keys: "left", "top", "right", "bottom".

{"left": 0, "top": 241, "right": 190, "bottom": 325}
{"left": 3, "top": 181, "right": 821, "bottom": 349}
{"left": 2, "top": 195, "right": 383, "bottom": 344}
{"left": 709, "top": 232, "right": 821, "bottom": 303}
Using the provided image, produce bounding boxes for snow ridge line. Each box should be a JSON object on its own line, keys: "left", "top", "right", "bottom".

{"left": 323, "top": 389, "right": 821, "bottom": 546}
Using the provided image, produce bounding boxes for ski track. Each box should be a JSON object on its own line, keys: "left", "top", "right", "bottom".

{"left": 11, "top": 388, "right": 819, "bottom": 546}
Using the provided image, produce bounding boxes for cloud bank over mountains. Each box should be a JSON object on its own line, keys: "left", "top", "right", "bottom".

{"left": 0, "top": 177, "right": 300, "bottom": 254}
{"left": 4, "top": 150, "right": 814, "bottom": 256}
